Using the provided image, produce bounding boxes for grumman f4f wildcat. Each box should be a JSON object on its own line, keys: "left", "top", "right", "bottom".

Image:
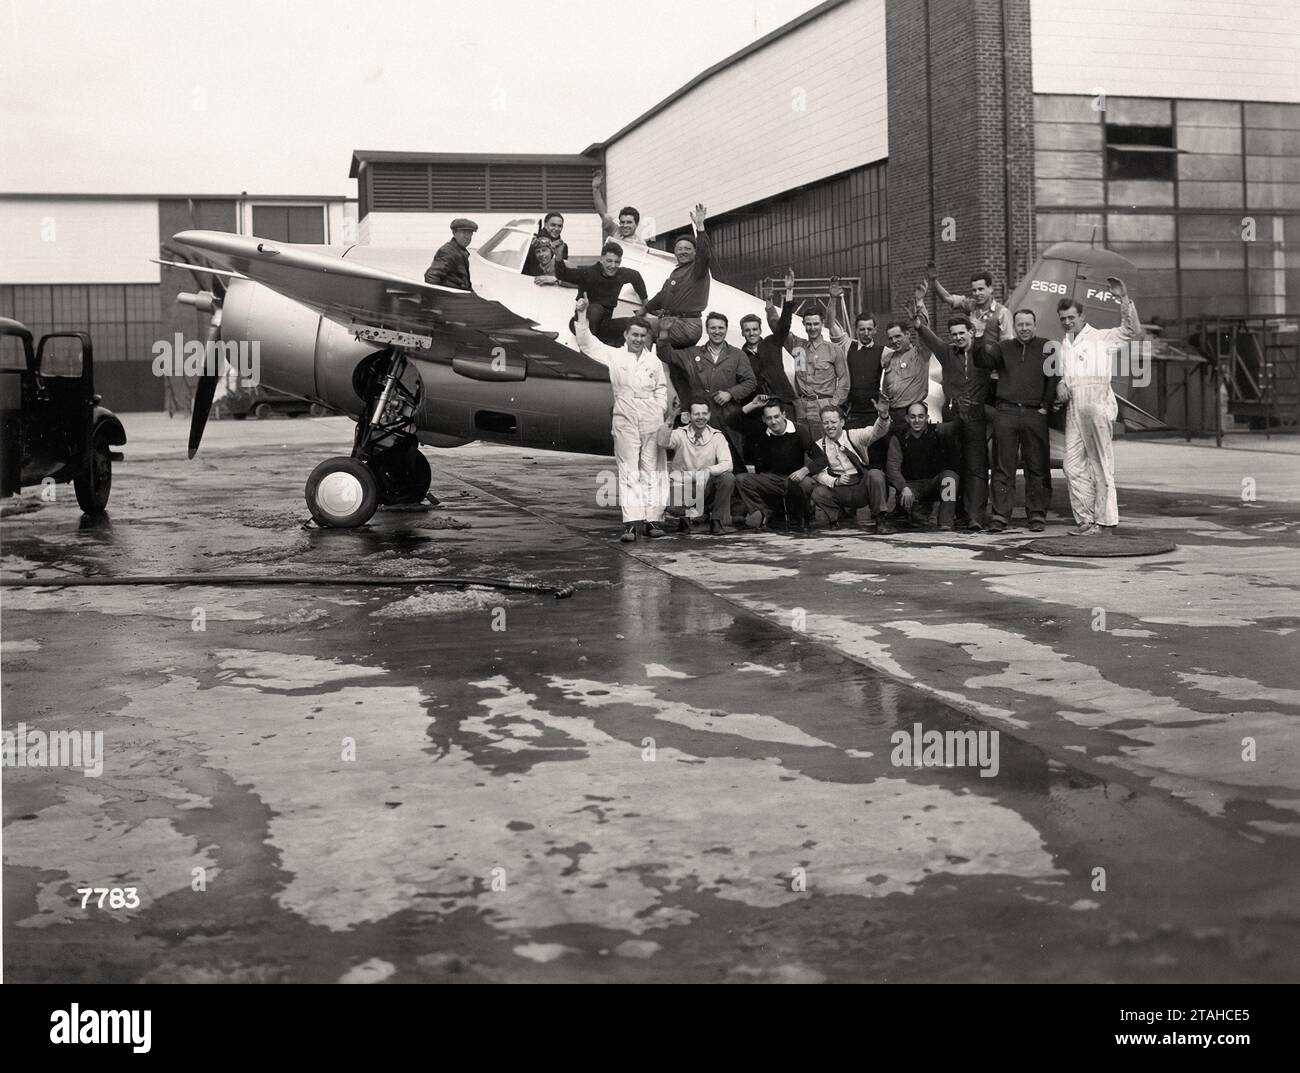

{"left": 167, "top": 222, "right": 1162, "bottom": 528}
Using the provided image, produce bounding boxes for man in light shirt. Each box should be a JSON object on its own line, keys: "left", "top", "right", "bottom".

{"left": 657, "top": 398, "right": 736, "bottom": 536}
{"left": 800, "top": 398, "right": 894, "bottom": 533}
{"left": 927, "top": 266, "right": 1015, "bottom": 341}
{"left": 1055, "top": 279, "right": 1141, "bottom": 535}
{"left": 879, "top": 321, "right": 933, "bottom": 431}
{"left": 785, "top": 277, "right": 850, "bottom": 443}
{"left": 574, "top": 297, "right": 669, "bottom": 544}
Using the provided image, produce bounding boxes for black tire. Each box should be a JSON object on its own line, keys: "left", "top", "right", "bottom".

{"left": 304, "top": 456, "right": 379, "bottom": 528}
{"left": 253, "top": 402, "right": 272, "bottom": 419}
{"left": 74, "top": 436, "right": 112, "bottom": 514}
{"left": 394, "top": 444, "right": 432, "bottom": 503}
{"left": 308, "top": 403, "right": 329, "bottom": 417}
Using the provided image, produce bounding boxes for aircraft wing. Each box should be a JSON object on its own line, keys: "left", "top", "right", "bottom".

{"left": 171, "top": 230, "right": 610, "bottom": 381}
{"left": 173, "top": 230, "right": 547, "bottom": 339}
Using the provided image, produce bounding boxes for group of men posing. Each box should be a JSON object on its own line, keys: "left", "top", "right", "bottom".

{"left": 423, "top": 187, "right": 1141, "bottom": 545}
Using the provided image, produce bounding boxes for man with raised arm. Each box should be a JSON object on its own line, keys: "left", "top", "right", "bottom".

{"left": 645, "top": 203, "right": 712, "bottom": 408}
{"left": 739, "top": 267, "right": 799, "bottom": 456}
{"left": 591, "top": 169, "right": 647, "bottom": 248}
{"left": 974, "top": 308, "right": 1058, "bottom": 533}
{"left": 801, "top": 397, "right": 894, "bottom": 533}
{"left": 573, "top": 297, "right": 668, "bottom": 544}
{"left": 785, "top": 277, "right": 850, "bottom": 443}
{"left": 1056, "top": 277, "right": 1141, "bottom": 536}
{"left": 913, "top": 305, "right": 992, "bottom": 531}
{"left": 926, "top": 265, "right": 1014, "bottom": 341}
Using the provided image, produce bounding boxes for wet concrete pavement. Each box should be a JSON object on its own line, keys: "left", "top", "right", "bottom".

{"left": 2, "top": 414, "right": 1298, "bottom": 982}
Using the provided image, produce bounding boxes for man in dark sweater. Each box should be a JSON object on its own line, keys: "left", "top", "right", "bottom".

{"left": 974, "top": 309, "right": 1059, "bottom": 532}
{"left": 737, "top": 269, "right": 799, "bottom": 458}
{"left": 646, "top": 203, "right": 712, "bottom": 406}
{"left": 735, "top": 399, "right": 817, "bottom": 531}
{"left": 845, "top": 313, "right": 885, "bottom": 430}
{"left": 886, "top": 402, "right": 962, "bottom": 529}
{"left": 915, "top": 309, "right": 992, "bottom": 531}
{"left": 550, "top": 241, "right": 648, "bottom": 346}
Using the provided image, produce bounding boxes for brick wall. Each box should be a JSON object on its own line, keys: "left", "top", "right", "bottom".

{"left": 886, "top": 0, "right": 1035, "bottom": 324}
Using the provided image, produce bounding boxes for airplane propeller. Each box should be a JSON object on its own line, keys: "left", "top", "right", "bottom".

{"left": 176, "top": 291, "right": 224, "bottom": 458}
{"left": 162, "top": 201, "right": 233, "bottom": 458}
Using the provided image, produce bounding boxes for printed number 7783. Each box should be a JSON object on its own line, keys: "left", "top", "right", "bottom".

{"left": 77, "top": 887, "right": 140, "bottom": 909}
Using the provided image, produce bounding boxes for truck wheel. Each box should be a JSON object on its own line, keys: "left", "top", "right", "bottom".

{"left": 309, "top": 403, "right": 329, "bottom": 417}
{"left": 253, "top": 402, "right": 272, "bottom": 419}
{"left": 74, "top": 435, "right": 112, "bottom": 514}
{"left": 304, "top": 457, "right": 379, "bottom": 528}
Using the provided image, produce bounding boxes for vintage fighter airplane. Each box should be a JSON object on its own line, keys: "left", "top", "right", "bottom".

{"left": 168, "top": 221, "right": 1162, "bottom": 528}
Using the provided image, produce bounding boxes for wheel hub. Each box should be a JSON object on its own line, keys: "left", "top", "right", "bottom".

{"left": 316, "top": 471, "right": 364, "bottom": 516}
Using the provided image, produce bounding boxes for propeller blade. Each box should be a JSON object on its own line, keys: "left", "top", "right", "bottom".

{"left": 187, "top": 315, "right": 223, "bottom": 459}
{"left": 188, "top": 374, "right": 219, "bottom": 459}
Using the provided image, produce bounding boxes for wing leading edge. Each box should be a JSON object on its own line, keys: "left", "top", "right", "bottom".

{"left": 170, "top": 230, "right": 608, "bottom": 379}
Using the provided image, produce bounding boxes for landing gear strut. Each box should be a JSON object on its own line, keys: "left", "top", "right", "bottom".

{"left": 304, "top": 346, "right": 426, "bottom": 528}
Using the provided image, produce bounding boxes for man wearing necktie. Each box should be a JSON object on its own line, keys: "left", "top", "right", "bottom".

{"left": 799, "top": 398, "right": 894, "bottom": 533}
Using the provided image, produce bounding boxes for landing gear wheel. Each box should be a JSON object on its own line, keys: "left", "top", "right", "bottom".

{"left": 305, "top": 456, "right": 379, "bottom": 528}
{"left": 309, "top": 403, "right": 329, "bottom": 417}
{"left": 74, "top": 435, "right": 112, "bottom": 514}
{"left": 253, "top": 402, "right": 272, "bottom": 419}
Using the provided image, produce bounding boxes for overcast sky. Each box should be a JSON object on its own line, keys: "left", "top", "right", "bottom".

{"left": 2, "top": 0, "right": 825, "bottom": 196}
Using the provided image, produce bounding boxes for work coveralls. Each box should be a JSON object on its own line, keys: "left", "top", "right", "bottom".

{"left": 576, "top": 320, "right": 668, "bottom": 524}
{"left": 1059, "top": 297, "right": 1141, "bottom": 528}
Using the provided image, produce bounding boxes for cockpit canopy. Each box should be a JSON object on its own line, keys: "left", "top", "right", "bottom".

{"left": 475, "top": 218, "right": 677, "bottom": 275}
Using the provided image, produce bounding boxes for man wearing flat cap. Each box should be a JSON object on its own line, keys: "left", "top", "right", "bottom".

{"left": 424, "top": 218, "right": 478, "bottom": 290}
{"left": 644, "top": 202, "right": 711, "bottom": 411}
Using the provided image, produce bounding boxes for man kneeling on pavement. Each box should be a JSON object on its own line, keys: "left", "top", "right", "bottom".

{"left": 887, "top": 402, "right": 961, "bottom": 529}
{"left": 799, "top": 398, "right": 894, "bottom": 533}
{"left": 734, "top": 399, "right": 816, "bottom": 532}
{"left": 657, "top": 397, "right": 737, "bottom": 535}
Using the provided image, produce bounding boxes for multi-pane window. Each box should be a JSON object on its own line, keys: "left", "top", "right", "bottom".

{"left": 675, "top": 162, "right": 890, "bottom": 317}
{"left": 1034, "top": 94, "right": 1300, "bottom": 319}
{"left": 0, "top": 284, "right": 160, "bottom": 363}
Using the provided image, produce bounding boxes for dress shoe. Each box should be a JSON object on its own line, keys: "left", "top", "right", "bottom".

{"left": 987, "top": 519, "right": 1007, "bottom": 533}
{"left": 1027, "top": 518, "right": 1045, "bottom": 533}
{"left": 709, "top": 519, "right": 727, "bottom": 536}
{"left": 875, "top": 515, "right": 896, "bottom": 535}
{"left": 620, "top": 524, "right": 638, "bottom": 543}
{"left": 744, "top": 510, "right": 765, "bottom": 529}
{"left": 1067, "top": 522, "right": 1098, "bottom": 536}
{"left": 643, "top": 521, "right": 666, "bottom": 539}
